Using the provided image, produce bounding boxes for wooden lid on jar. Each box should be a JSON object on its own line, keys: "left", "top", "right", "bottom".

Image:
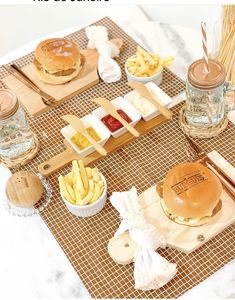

{"left": 0, "top": 89, "right": 19, "bottom": 120}
{"left": 188, "top": 59, "right": 225, "bottom": 89}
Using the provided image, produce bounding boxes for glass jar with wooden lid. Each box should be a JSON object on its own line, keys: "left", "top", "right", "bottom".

{"left": 185, "top": 58, "right": 226, "bottom": 127}
{"left": 0, "top": 89, "right": 38, "bottom": 164}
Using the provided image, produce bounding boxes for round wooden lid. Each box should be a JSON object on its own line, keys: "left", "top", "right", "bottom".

{"left": 0, "top": 89, "right": 19, "bottom": 120}
{"left": 188, "top": 59, "right": 225, "bottom": 89}
{"left": 6, "top": 171, "right": 44, "bottom": 208}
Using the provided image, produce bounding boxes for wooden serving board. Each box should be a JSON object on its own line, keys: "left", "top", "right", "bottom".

{"left": 3, "top": 49, "right": 99, "bottom": 117}
{"left": 108, "top": 182, "right": 235, "bottom": 258}
{"left": 38, "top": 113, "right": 168, "bottom": 177}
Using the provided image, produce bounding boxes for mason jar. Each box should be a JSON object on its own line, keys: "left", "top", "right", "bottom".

{"left": 185, "top": 59, "right": 225, "bottom": 127}
{"left": 0, "top": 89, "right": 36, "bottom": 159}
{"left": 224, "top": 80, "right": 235, "bottom": 112}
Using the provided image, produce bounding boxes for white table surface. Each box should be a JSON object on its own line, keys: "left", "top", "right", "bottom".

{"left": 0, "top": 6, "right": 235, "bottom": 299}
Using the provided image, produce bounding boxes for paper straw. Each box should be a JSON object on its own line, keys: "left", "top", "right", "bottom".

{"left": 201, "top": 21, "right": 210, "bottom": 73}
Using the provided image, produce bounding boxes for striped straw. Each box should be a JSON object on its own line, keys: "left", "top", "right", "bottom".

{"left": 201, "top": 21, "right": 210, "bottom": 73}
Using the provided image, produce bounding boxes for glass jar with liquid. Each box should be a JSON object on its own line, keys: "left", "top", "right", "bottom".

{"left": 185, "top": 59, "right": 225, "bottom": 127}
{"left": 0, "top": 89, "right": 36, "bottom": 159}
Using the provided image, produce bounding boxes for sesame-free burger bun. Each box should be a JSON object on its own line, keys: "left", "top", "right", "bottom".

{"left": 33, "top": 38, "right": 82, "bottom": 84}
{"left": 35, "top": 38, "right": 81, "bottom": 70}
{"left": 160, "top": 162, "right": 222, "bottom": 226}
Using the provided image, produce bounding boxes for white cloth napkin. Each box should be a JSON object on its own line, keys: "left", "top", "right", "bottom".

{"left": 110, "top": 187, "right": 177, "bottom": 291}
{"left": 85, "top": 26, "right": 122, "bottom": 83}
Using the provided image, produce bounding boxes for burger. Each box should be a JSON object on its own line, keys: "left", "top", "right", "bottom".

{"left": 33, "top": 38, "right": 83, "bottom": 85}
{"left": 159, "top": 162, "right": 222, "bottom": 227}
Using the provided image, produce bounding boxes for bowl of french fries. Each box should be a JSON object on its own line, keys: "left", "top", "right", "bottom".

{"left": 125, "top": 46, "right": 174, "bottom": 85}
{"left": 59, "top": 160, "right": 107, "bottom": 217}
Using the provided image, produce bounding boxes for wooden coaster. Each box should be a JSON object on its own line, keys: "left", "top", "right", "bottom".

{"left": 0, "top": 133, "right": 39, "bottom": 168}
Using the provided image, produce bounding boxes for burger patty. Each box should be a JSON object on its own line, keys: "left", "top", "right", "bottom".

{"left": 33, "top": 57, "right": 42, "bottom": 69}
{"left": 52, "top": 68, "right": 76, "bottom": 76}
{"left": 211, "top": 198, "right": 222, "bottom": 215}
{"left": 33, "top": 58, "right": 77, "bottom": 76}
{"left": 161, "top": 198, "right": 222, "bottom": 225}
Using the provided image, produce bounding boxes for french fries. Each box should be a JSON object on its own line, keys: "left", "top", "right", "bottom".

{"left": 58, "top": 160, "right": 105, "bottom": 206}
{"left": 58, "top": 176, "right": 75, "bottom": 205}
{"left": 79, "top": 160, "right": 88, "bottom": 190}
{"left": 126, "top": 46, "right": 174, "bottom": 78}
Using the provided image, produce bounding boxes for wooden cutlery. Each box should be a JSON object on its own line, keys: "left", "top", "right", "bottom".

{"left": 185, "top": 136, "right": 235, "bottom": 199}
{"left": 3, "top": 64, "right": 56, "bottom": 107}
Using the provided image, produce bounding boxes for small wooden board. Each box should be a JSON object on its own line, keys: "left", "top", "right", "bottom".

{"left": 3, "top": 49, "right": 99, "bottom": 117}
{"left": 108, "top": 183, "right": 235, "bottom": 258}
{"left": 38, "top": 113, "right": 168, "bottom": 177}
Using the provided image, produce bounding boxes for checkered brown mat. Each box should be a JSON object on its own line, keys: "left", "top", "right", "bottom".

{"left": 1, "top": 17, "right": 234, "bottom": 298}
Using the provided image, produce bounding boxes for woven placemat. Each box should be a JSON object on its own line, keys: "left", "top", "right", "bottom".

{"left": 1, "top": 17, "right": 234, "bottom": 299}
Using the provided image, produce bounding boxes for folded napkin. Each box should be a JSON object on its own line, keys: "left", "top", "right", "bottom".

{"left": 110, "top": 187, "right": 177, "bottom": 291}
{"left": 85, "top": 26, "right": 122, "bottom": 83}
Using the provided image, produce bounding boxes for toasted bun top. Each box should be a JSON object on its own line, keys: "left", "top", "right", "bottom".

{"left": 162, "top": 162, "right": 222, "bottom": 218}
{"left": 34, "top": 38, "right": 81, "bottom": 70}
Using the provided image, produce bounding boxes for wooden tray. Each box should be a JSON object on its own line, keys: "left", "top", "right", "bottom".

{"left": 3, "top": 49, "right": 99, "bottom": 117}
{"left": 38, "top": 113, "right": 168, "bottom": 177}
{"left": 109, "top": 180, "right": 235, "bottom": 258}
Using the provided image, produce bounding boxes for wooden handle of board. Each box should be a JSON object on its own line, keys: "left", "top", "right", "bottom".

{"left": 108, "top": 232, "right": 137, "bottom": 265}
{"left": 38, "top": 148, "right": 79, "bottom": 177}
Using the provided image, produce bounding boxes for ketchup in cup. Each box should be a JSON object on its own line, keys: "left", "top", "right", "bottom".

{"left": 101, "top": 109, "right": 132, "bottom": 133}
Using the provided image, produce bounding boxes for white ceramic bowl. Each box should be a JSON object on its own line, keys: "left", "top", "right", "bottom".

{"left": 124, "top": 82, "right": 172, "bottom": 122}
{"left": 125, "top": 58, "right": 163, "bottom": 86}
{"left": 62, "top": 174, "right": 107, "bottom": 218}
{"left": 92, "top": 97, "right": 141, "bottom": 138}
{"left": 61, "top": 114, "right": 110, "bottom": 157}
